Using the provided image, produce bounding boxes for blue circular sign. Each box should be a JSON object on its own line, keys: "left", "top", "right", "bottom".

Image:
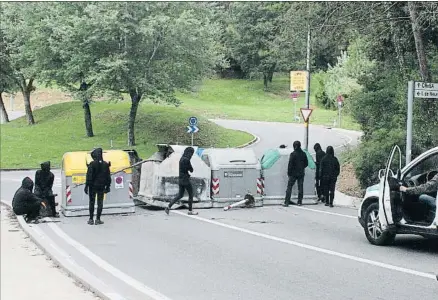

{"left": 189, "top": 117, "right": 198, "bottom": 126}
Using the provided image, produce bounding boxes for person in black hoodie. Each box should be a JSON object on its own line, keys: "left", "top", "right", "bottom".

{"left": 284, "top": 141, "right": 308, "bottom": 206}
{"left": 313, "top": 143, "right": 326, "bottom": 203}
{"left": 84, "top": 148, "right": 111, "bottom": 225}
{"left": 12, "top": 177, "right": 44, "bottom": 223}
{"left": 34, "top": 161, "right": 58, "bottom": 218}
{"left": 165, "top": 147, "right": 198, "bottom": 215}
{"left": 319, "top": 146, "right": 340, "bottom": 208}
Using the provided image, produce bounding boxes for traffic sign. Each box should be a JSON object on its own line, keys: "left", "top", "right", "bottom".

{"left": 115, "top": 176, "right": 124, "bottom": 189}
{"left": 415, "top": 82, "right": 438, "bottom": 91}
{"left": 290, "top": 71, "right": 308, "bottom": 92}
{"left": 300, "top": 108, "right": 313, "bottom": 122}
{"left": 189, "top": 116, "right": 198, "bottom": 126}
{"left": 291, "top": 92, "right": 300, "bottom": 102}
{"left": 187, "top": 125, "right": 199, "bottom": 134}
{"left": 415, "top": 90, "right": 438, "bottom": 99}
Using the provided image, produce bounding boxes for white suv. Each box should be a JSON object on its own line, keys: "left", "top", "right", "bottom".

{"left": 358, "top": 146, "right": 438, "bottom": 246}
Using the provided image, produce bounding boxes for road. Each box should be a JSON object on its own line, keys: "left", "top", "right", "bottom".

{"left": 1, "top": 120, "right": 437, "bottom": 300}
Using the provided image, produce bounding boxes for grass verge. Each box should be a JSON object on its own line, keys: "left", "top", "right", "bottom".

{"left": 176, "top": 75, "right": 360, "bottom": 130}
{"left": 0, "top": 101, "right": 253, "bottom": 169}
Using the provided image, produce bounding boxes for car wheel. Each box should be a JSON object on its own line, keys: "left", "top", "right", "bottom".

{"left": 364, "top": 202, "right": 396, "bottom": 246}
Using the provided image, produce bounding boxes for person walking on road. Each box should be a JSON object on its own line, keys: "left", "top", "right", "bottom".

{"left": 34, "top": 161, "right": 58, "bottom": 218}
{"left": 320, "top": 146, "right": 340, "bottom": 208}
{"left": 84, "top": 148, "right": 111, "bottom": 225}
{"left": 284, "top": 141, "right": 308, "bottom": 207}
{"left": 165, "top": 147, "right": 198, "bottom": 215}
{"left": 12, "top": 177, "right": 45, "bottom": 223}
{"left": 313, "top": 143, "right": 326, "bottom": 203}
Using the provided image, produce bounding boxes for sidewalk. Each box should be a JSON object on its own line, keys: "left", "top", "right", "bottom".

{"left": 334, "top": 190, "right": 362, "bottom": 208}
{"left": 0, "top": 206, "right": 100, "bottom": 300}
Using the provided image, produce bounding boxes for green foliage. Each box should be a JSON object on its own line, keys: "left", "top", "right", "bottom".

{"left": 0, "top": 102, "right": 253, "bottom": 169}
{"left": 353, "top": 128, "right": 406, "bottom": 187}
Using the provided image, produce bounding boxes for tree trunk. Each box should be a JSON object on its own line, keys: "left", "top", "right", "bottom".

{"left": 83, "top": 101, "right": 94, "bottom": 137}
{"left": 20, "top": 77, "right": 35, "bottom": 125}
{"left": 263, "top": 74, "right": 268, "bottom": 91}
{"left": 386, "top": 2, "right": 406, "bottom": 77}
{"left": 128, "top": 91, "right": 142, "bottom": 146}
{"left": 0, "top": 92, "right": 10, "bottom": 123}
{"left": 23, "top": 89, "right": 35, "bottom": 125}
{"left": 80, "top": 82, "right": 94, "bottom": 137}
{"left": 408, "top": 1, "right": 431, "bottom": 82}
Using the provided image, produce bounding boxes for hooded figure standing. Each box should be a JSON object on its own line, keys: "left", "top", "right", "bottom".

{"left": 84, "top": 148, "right": 111, "bottom": 225}
{"left": 12, "top": 177, "right": 44, "bottom": 223}
{"left": 319, "top": 146, "right": 340, "bottom": 208}
{"left": 165, "top": 147, "right": 198, "bottom": 215}
{"left": 313, "top": 143, "right": 326, "bottom": 203}
{"left": 284, "top": 141, "right": 308, "bottom": 206}
{"left": 34, "top": 161, "right": 58, "bottom": 217}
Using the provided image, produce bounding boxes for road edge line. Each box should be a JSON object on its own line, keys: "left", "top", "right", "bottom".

{"left": 0, "top": 200, "right": 127, "bottom": 300}
{"left": 46, "top": 221, "right": 172, "bottom": 300}
{"left": 172, "top": 210, "right": 437, "bottom": 281}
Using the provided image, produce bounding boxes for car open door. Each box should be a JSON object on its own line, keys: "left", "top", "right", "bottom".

{"left": 378, "top": 145, "right": 402, "bottom": 229}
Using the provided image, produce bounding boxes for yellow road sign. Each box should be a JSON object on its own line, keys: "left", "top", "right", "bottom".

{"left": 290, "top": 71, "right": 308, "bottom": 92}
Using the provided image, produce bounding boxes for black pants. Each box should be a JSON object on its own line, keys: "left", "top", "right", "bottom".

{"left": 322, "top": 178, "right": 336, "bottom": 205}
{"left": 315, "top": 177, "right": 323, "bottom": 200}
{"left": 168, "top": 183, "right": 194, "bottom": 211}
{"left": 14, "top": 202, "right": 40, "bottom": 221}
{"left": 285, "top": 175, "right": 304, "bottom": 205}
{"left": 89, "top": 189, "right": 104, "bottom": 220}
{"left": 46, "top": 195, "right": 57, "bottom": 216}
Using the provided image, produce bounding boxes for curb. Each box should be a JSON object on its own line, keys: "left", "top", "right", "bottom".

{"left": 236, "top": 131, "right": 260, "bottom": 148}
{"left": 0, "top": 200, "right": 126, "bottom": 300}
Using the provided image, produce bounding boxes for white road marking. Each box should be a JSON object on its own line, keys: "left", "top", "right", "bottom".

{"left": 46, "top": 222, "right": 173, "bottom": 300}
{"left": 292, "top": 206, "right": 357, "bottom": 219}
{"left": 172, "top": 211, "right": 436, "bottom": 281}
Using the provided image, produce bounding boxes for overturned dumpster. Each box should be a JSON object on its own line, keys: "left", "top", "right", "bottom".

{"left": 61, "top": 150, "right": 135, "bottom": 217}
{"left": 136, "top": 144, "right": 212, "bottom": 208}
{"left": 261, "top": 147, "right": 317, "bottom": 205}
{"left": 200, "top": 148, "right": 263, "bottom": 208}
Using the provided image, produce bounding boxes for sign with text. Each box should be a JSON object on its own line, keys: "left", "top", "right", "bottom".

{"left": 415, "top": 90, "right": 438, "bottom": 99}
{"left": 290, "top": 71, "right": 308, "bottom": 92}
{"left": 415, "top": 82, "right": 438, "bottom": 91}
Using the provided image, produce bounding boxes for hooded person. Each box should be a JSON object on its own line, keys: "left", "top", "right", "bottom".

{"left": 34, "top": 161, "right": 58, "bottom": 217}
{"left": 12, "top": 177, "right": 44, "bottom": 223}
{"left": 165, "top": 146, "right": 198, "bottom": 215}
{"left": 284, "top": 141, "right": 308, "bottom": 206}
{"left": 313, "top": 143, "right": 326, "bottom": 202}
{"left": 84, "top": 148, "right": 111, "bottom": 225}
{"left": 319, "top": 146, "right": 340, "bottom": 207}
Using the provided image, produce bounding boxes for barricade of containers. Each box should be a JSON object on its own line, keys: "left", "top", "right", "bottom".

{"left": 61, "top": 150, "right": 135, "bottom": 217}
{"left": 133, "top": 144, "right": 319, "bottom": 209}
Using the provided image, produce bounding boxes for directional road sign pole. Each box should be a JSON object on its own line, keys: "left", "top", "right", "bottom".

{"left": 304, "top": 26, "right": 311, "bottom": 150}
{"left": 406, "top": 81, "right": 414, "bottom": 165}
{"left": 191, "top": 132, "right": 194, "bottom": 146}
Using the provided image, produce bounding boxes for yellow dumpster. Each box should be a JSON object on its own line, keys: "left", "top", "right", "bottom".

{"left": 61, "top": 150, "right": 135, "bottom": 217}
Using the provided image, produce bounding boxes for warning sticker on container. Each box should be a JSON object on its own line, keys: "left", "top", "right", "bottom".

{"left": 72, "top": 176, "right": 86, "bottom": 184}
{"left": 115, "top": 176, "right": 124, "bottom": 189}
{"left": 224, "top": 171, "right": 243, "bottom": 178}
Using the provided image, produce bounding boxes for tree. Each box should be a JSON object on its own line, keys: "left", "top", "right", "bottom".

{"left": 225, "top": 2, "right": 289, "bottom": 90}
{"left": 42, "top": 2, "right": 97, "bottom": 137}
{"left": 1, "top": 3, "right": 55, "bottom": 125}
{"left": 74, "top": 2, "right": 222, "bottom": 146}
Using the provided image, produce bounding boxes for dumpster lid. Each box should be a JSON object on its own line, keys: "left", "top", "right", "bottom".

{"left": 62, "top": 150, "right": 132, "bottom": 176}
{"left": 205, "top": 148, "right": 259, "bottom": 169}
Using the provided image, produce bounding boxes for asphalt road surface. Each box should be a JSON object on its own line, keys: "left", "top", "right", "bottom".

{"left": 1, "top": 120, "right": 437, "bottom": 300}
